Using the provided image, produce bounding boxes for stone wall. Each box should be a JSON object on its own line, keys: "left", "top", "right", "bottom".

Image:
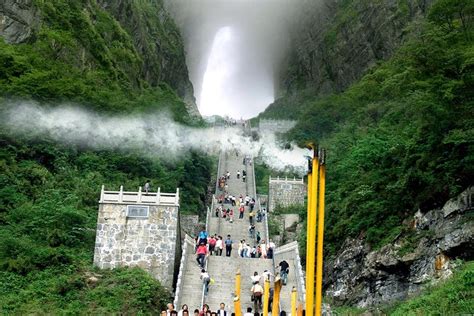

{"left": 268, "top": 177, "right": 306, "bottom": 212}
{"left": 93, "top": 202, "right": 180, "bottom": 290}
{"left": 180, "top": 214, "right": 202, "bottom": 238}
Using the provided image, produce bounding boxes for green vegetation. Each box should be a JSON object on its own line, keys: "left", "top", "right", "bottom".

{"left": 0, "top": 0, "right": 192, "bottom": 123}
{"left": 254, "top": 161, "right": 272, "bottom": 195}
{"left": 0, "top": 0, "right": 211, "bottom": 313}
{"left": 273, "top": 204, "right": 305, "bottom": 216}
{"left": 388, "top": 261, "right": 474, "bottom": 315}
{"left": 331, "top": 261, "right": 474, "bottom": 315}
{"left": 0, "top": 267, "right": 171, "bottom": 314}
{"left": 259, "top": 0, "right": 474, "bottom": 253}
{"left": 0, "top": 128, "right": 212, "bottom": 313}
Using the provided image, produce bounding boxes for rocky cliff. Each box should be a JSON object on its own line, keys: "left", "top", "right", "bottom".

{"left": 0, "top": 0, "right": 199, "bottom": 117}
{"left": 280, "top": 0, "right": 433, "bottom": 95}
{"left": 325, "top": 187, "right": 474, "bottom": 307}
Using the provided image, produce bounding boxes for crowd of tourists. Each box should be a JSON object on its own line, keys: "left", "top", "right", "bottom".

{"left": 163, "top": 303, "right": 288, "bottom": 316}
{"left": 195, "top": 231, "right": 276, "bottom": 264}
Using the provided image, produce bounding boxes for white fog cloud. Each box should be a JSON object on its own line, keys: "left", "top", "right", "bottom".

{"left": 2, "top": 102, "right": 309, "bottom": 174}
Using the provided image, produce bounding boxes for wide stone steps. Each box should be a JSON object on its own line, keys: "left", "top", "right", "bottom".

{"left": 178, "top": 149, "right": 304, "bottom": 314}
{"left": 204, "top": 255, "right": 273, "bottom": 312}
{"left": 177, "top": 242, "right": 204, "bottom": 311}
{"left": 274, "top": 250, "right": 300, "bottom": 312}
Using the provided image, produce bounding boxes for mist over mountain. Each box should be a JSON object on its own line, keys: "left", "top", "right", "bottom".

{"left": 165, "top": 0, "right": 303, "bottom": 118}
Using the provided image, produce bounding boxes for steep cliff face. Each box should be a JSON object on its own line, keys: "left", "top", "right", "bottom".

{"left": 325, "top": 187, "right": 474, "bottom": 307}
{"left": 281, "top": 0, "right": 433, "bottom": 95}
{"left": 97, "top": 0, "right": 199, "bottom": 116}
{"left": 0, "top": 0, "right": 199, "bottom": 117}
{"left": 0, "top": 0, "right": 39, "bottom": 44}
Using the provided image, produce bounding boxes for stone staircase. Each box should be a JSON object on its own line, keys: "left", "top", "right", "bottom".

{"left": 174, "top": 236, "right": 204, "bottom": 310}
{"left": 274, "top": 242, "right": 306, "bottom": 312}
{"left": 205, "top": 255, "right": 273, "bottom": 311}
{"left": 176, "top": 149, "right": 305, "bottom": 313}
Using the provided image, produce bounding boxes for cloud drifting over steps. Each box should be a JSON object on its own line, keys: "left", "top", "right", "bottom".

{"left": 2, "top": 102, "right": 309, "bottom": 175}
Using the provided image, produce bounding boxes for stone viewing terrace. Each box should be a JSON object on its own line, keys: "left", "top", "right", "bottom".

{"left": 99, "top": 185, "right": 180, "bottom": 206}
{"left": 94, "top": 185, "right": 181, "bottom": 289}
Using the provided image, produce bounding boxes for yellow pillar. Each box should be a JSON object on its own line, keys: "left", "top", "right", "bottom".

{"left": 297, "top": 302, "right": 303, "bottom": 316}
{"left": 236, "top": 270, "right": 241, "bottom": 297}
{"left": 234, "top": 295, "right": 242, "bottom": 316}
{"left": 291, "top": 287, "right": 297, "bottom": 316}
{"left": 315, "top": 162, "right": 326, "bottom": 315}
{"left": 272, "top": 277, "right": 282, "bottom": 316}
{"left": 305, "top": 147, "right": 319, "bottom": 316}
{"left": 263, "top": 279, "right": 270, "bottom": 316}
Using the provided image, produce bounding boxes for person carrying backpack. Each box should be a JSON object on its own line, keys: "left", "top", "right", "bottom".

{"left": 208, "top": 235, "right": 217, "bottom": 255}
{"left": 198, "top": 230, "right": 208, "bottom": 245}
{"left": 279, "top": 260, "right": 289, "bottom": 285}
{"left": 196, "top": 242, "right": 208, "bottom": 268}
{"left": 200, "top": 269, "right": 211, "bottom": 295}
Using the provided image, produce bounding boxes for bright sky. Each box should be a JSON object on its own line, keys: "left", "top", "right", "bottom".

{"left": 199, "top": 27, "right": 274, "bottom": 119}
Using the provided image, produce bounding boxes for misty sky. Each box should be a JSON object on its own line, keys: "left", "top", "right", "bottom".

{"left": 166, "top": 0, "right": 300, "bottom": 119}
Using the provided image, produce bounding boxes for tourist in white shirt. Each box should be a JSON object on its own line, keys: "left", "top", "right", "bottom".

{"left": 250, "top": 271, "right": 261, "bottom": 284}
{"left": 243, "top": 307, "right": 253, "bottom": 316}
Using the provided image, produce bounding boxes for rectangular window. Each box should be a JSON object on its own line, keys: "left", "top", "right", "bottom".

{"left": 127, "top": 205, "right": 149, "bottom": 218}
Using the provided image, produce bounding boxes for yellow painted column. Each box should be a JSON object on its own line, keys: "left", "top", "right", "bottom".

{"left": 297, "top": 302, "right": 303, "bottom": 316}
{"left": 272, "top": 277, "right": 282, "bottom": 316}
{"left": 236, "top": 270, "right": 241, "bottom": 297}
{"left": 306, "top": 151, "right": 319, "bottom": 316}
{"left": 234, "top": 295, "right": 242, "bottom": 316}
{"left": 304, "top": 160, "right": 313, "bottom": 316}
{"left": 315, "top": 163, "right": 326, "bottom": 315}
{"left": 263, "top": 279, "right": 270, "bottom": 316}
{"left": 291, "top": 287, "right": 297, "bottom": 316}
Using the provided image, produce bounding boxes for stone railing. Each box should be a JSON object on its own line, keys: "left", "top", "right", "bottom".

{"left": 215, "top": 151, "right": 223, "bottom": 193}
{"left": 269, "top": 176, "right": 304, "bottom": 184}
{"left": 99, "top": 185, "right": 179, "bottom": 206}
{"left": 174, "top": 234, "right": 195, "bottom": 308}
{"left": 274, "top": 241, "right": 306, "bottom": 304}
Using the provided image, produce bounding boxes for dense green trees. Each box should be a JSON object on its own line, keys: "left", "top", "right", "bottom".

{"left": 0, "top": 130, "right": 212, "bottom": 313}
{"left": 0, "top": 0, "right": 212, "bottom": 313}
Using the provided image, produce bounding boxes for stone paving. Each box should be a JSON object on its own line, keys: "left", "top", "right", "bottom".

{"left": 178, "top": 149, "right": 301, "bottom": 314}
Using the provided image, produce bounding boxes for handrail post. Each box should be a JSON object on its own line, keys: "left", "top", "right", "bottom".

{"left": 176, "top": 188, "right": 180, "bottom": 205}
{"left": 138, "top": 186, "right": 142, "bottom": 203}
{"left": 272, "top": 276, "right": 282, "bottom": 316}
{"left": 263, "top": 279, "right": 270, "bottom": 316}
{"left": 100, "top": 185, "right": 105, "bottom": 203}
{"left": 157, "top": 187, "right": 161, "bottom": 204}
{"left": 291, "top": 287, "right": 297, "bottom": 316}
{"left": 119, "top": 185, "right": 123, "bottom": 203}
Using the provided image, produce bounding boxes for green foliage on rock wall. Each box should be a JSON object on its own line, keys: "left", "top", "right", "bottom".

{"left": 259, "top": 1, "right": 474, "bottom": 253}
{"left": 0, "top": 0, "right": 209, "bottom": 313}
{"left": 0, "top": 0, "right": 192, "bottom": 122}
{"left": 387, "top": 261, "right": 474, "bottom": 315}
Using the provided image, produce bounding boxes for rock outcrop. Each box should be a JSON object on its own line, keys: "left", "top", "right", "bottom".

{"left": 0, "top": 0, "right": 200, "bottom": 117}
{"left": 0, "top": 0, "right": 39, "bottom": 44}
{"left": 97, "top": 0, "right": 200, "bottom": 117}
{"left": 280, "top": 0, "right": 434, "bottom": 96}
{"left": 324, "top": 187, "right": 474, "bottom": 307}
